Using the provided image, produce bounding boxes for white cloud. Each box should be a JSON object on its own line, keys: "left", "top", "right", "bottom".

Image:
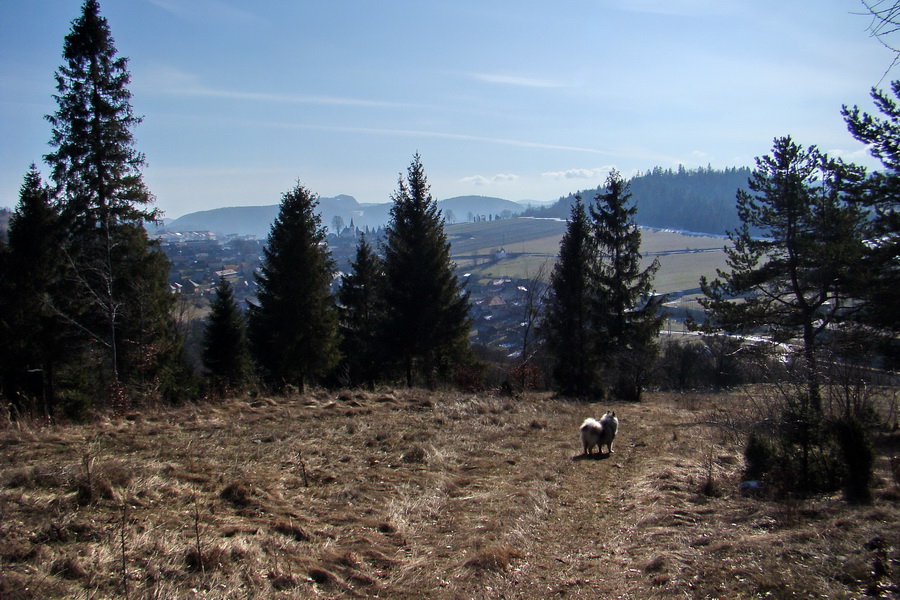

{"left": 690, "top": 150, "right": 711, "bottom": 161}
{"left": 460, "top": 173, "right": 519, "bottom": 186}
{"left": 828, "top": 145, "right": 876, "bottom": 165}
{"left": 542, "top": 166, "right": 614, "bottom": 180}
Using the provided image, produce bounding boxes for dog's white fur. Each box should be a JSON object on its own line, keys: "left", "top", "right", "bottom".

{"left": 580, "top": 411, "right": 618, "bottom": 455}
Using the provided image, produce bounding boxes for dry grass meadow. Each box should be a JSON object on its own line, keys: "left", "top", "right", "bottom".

{"left": 2, "top": 388, "right": 899, "bottom": 599}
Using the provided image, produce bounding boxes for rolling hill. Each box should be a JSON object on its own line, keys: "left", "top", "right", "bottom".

{"left": 159, "top": 167, "right": 753, "bottom": 238}
{"left": 162, "top": 195, "right": 524, "bottom": 238}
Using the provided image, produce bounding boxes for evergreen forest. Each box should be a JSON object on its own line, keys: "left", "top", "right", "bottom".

{"left": 524, "top": 165, "right": 753, "bottom": 235}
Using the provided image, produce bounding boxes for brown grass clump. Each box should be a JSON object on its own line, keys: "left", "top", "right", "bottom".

{"left": 48, "top": 555, "right": 88, "bottom": 580}
{"left": 1, "top": 387, "right": 898, "bottom": 599}
{"left": 219, "top": 481, "right": 254, "bottom": 506}
{"left": 271, "top": 518, "right": 310, "bottom": 541}
{"left": 463, "top": 543, "right": 522, "bottom": 571}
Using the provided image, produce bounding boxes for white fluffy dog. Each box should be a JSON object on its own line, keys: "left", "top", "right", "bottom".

{"left": 580, "top": 411, "right": 618, "bottom": 456}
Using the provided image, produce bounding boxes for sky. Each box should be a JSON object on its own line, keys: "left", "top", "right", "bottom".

{"left": 1, "top": 0, "right": 897, "bottom": 219}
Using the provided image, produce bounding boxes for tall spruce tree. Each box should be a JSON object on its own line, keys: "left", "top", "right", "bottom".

{"left": 337, "top": 235, "right": 386, "bottom": 389}
{"left": 0, "top": 167, "right": 67, "bottom": 414}
{"left": 381, "top": 154, "right": 471, "bottom": 387}
{"left": 43, "top": 0, "right": 178, "bottom": 399}
{"left": 542, "top": 196, "right": 598, "bottom": 396}
{"left": 590, "top": 170, "right": 664, "bottom": 401}
{"left": 249, "top": 182, "right": 339, "bottom": 391}
{"left": 202, "top": 278, "right": 252, "bottom": 393}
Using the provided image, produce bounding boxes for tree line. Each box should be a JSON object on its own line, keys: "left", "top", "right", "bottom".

{"left": 0, "top": 0, "right": 661, "bottom": 414}
{"left": 524, "top": 165, "right": 753, "bottom": 235}
{"left": 0, "top": 1, "right": 473, "bottom": 412}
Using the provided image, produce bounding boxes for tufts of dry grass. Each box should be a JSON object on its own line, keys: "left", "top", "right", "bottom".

{"left": 1, "top": 388, "right": 898, "bottom": 599}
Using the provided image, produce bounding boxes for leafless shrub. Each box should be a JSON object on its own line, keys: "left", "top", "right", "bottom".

{"left": 701, "top": 446, "right": 720, "bottom": 498}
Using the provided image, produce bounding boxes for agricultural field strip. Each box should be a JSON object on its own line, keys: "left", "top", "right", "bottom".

{"left": 447, "top": 219, "right": 727, "bottom": 260}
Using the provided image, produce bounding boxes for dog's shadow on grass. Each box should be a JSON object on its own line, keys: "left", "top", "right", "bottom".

{"left": 572, "top": 452, "right": 612, "bottom": 461}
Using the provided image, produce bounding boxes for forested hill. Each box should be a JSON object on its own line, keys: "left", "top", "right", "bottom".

{"left": 524, "top": 166, "right": 752, "bottom": 235}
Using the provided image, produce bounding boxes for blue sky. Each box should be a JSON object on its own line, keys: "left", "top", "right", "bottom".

{"left": 1, "top": 0, "right": 896, "bottom": 219}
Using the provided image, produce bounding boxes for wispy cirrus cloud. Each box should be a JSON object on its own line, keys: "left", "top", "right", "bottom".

{"left": 138, "top": 65, "right": 421, "bottom": 109}
{"left": 269, "top": 122, "right": 617, "bottom": 155}
{"left": 469, "top": 72, "right": 567, "bottom": 89}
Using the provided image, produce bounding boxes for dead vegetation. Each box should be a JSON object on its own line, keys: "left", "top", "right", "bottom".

{"left": 0, "top": 388, "right": 898, "bottom": 599}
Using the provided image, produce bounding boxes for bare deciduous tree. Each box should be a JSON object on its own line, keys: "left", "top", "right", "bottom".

{"left": 859, "top": 0, "right": 900, "bottom": 76}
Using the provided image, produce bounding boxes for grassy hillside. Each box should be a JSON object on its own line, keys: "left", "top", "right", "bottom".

{"left": 448, "top": 218, "right": 730, "bottom": 294}
{"left": 2, "top": 389, "right": 898, "bottom": 599}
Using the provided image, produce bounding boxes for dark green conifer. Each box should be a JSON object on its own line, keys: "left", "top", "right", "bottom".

{"left": 699, "top": 137, "right": 867, "bottom": 408}
{"left": 202, "top": 278, "right": 252, "bottom": 393}
{"left": 43, "top": 0, "right": 178, "bottom": 400}
{"left": 590, "top": 170, "right": 664, "bottom": 401}
{"left": 542, "top": 196, "right": 598, "bottom": 396}
{"left": 842, "top": 83, "right": 900, "bottom": 335}
{"left": 381, "top": 154, "right": 472, "bottom": 387}
{"left": 337, "top": 235, "right": 385, "bottom": 389}
{"left": 700, "top": 136, "right": 870, "bottom": 496}
{"left": 0, "top": 167, "right": 66, "bottom": 414}
{"left": 249, "top": 182, "right": 339, "bottom": 391}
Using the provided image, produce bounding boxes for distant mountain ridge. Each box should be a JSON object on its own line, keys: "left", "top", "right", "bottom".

{"left": 159, "top": 168, "right": 752, "bottom": 239}
{"left": 162, "top": 195, "right": 524, "bottom": 238}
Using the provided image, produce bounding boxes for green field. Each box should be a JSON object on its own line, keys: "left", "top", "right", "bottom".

{"left": 447, "top": 218, "right": 731, "bottom": 293}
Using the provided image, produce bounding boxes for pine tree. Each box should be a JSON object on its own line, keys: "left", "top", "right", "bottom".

{"left": 43, "top": 0, "right": 178, "bottom": 399}
{"left": 590, "top": 170, "right": 664, "bottom": 401}
{"left": 700, "top": 137, "right": 870, "bottom": 496}
{"left": 0, "top": 167, "right": 67, "bottom": 414}
{"left": 249, "top": 182, "right": 339, "bottom": 391}
{"left": 542, "top": 196, "right": 598, "bottom": 396}
{"left": 337, "top": 235, "right": 385, "bottom": 389}
{"left": 699, "top": 136, "right": 867, "bottom": 408}
{"left": 381, "top": 154, "right": 472, "bottom": 387}
{"left": 202, "top": 278, "right": 252, "bottom": 393}
{"left": 842, "top": 82, "right": 900, "bottom": 335}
